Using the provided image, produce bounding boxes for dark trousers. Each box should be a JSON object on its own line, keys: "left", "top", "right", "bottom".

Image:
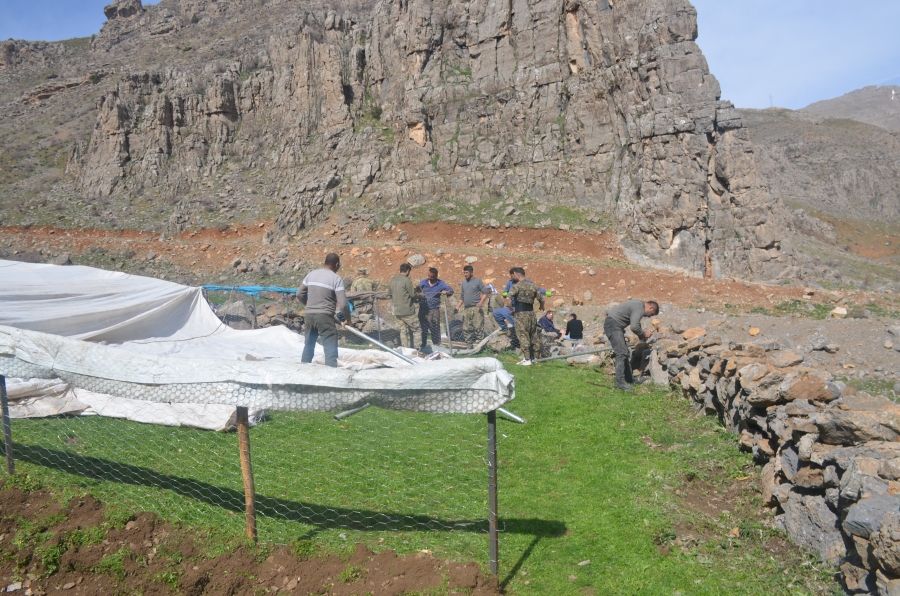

{"left": 604, "top": 317, "right": 633, "bottom": 386}
{"left": 302, "top": 313, "right": 339, "bottom": 367}
{"left": 419, "top": 306, "right": 442, "bottom": 347}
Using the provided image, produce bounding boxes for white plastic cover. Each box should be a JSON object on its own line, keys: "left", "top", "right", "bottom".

{"left": 0, "top": 260, "right": 514, "bottom": 416}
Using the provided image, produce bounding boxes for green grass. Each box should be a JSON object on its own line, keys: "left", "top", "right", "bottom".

{"left": 4, "top": 361, "right": 838, "bottom": 594}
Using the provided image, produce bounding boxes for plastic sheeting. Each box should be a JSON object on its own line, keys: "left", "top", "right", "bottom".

{"left": 0, "top": 260, "right": 514, "bottom": 416}
{"left": 4, "top": 377, "right": 265, "bottom": 431}
{"left": 203, "top": 285, "right": 296, "bottom": 297}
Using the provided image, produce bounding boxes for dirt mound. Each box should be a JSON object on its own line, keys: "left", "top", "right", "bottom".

{"left": 0, "top": 483, "right": 499, "bottom": 596}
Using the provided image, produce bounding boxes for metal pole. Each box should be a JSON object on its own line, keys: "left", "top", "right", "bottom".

{"left": 251, "top": 295, "right": 257, "bottom": 330}
{"left": 528, "top": 339, "right": 655, "bottom": 365}
{"left": 529, "top": 346, "right": 613, "bottom": 364}
{"left": 442, "top": 295, "right": 454, "bottom": 357}
{"left": 1, "top": 375, "right": 13, "bottom": 475}
{"left": 236, "top": 406, "right": 257, "bottom": 542}
{"left": 374, "top": 297, "right": 383, "bottom": 344}
{"left": 341, "top": 324, "right": 418, "bottom": 365}
{"left": 333, "top": 403, "right": 372, "bottom": 420}
{"left": 487, "top": 410, "right": 499, "bottom": 575}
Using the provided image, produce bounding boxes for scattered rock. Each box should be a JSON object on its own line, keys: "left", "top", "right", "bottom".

{"left": 49, "top": 253, "right": 72, "bottom": 266}
{"left": 749, "top": 327, "right": 760, "bottom": 336}
{"left": 407, "top": 253, "right": 426, "bottom": 267}
{"left": 770, "top": 350, "right": 804, "bottom": 368}
{"left": 464, "top": 255, "right": 478, "bottom": 264}
{"left": 583, "top": 291, "right": 592, "bottom": 302}
{"left": 831, "top": 307, "right": 848, "bottom": 319}
{"left": 682, "top": 327, "right": 707, "bottom": 340}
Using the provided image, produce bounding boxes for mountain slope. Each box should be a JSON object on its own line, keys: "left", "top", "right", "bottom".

{"left": 803, "top": 85, "right": 900, "bottom": 132}
{"left": 0, "top": 0, "right": 800, "bottom": 280}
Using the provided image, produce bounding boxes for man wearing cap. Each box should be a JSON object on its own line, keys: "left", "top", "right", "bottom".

{"left": 389, "top": 263, "right": 422, "bottom": 349}
{"left": 455, "top": 265, "right": 489, "bottom": 349}
{"left": 418, "top": 267, "right": 454, "bottom": 349}
{"left": 505, "top": 267, "right": 545, "bottom": 364}
{"left": 349, "top": 267, "right": 377, "bottom": 316}
{"left": 604, "top": 299, "right": 659, "bottom": 391}
{"left": 297, "top": 252, "right": 351, "bottom": 368}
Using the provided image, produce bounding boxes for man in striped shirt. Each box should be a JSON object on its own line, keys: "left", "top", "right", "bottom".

{"left": 297, "top": 253, "right": 351, "bottom": 367}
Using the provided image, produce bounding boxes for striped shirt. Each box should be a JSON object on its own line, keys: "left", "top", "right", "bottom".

{"left": 297, "top": 268, "right": 350, "bottom": 320}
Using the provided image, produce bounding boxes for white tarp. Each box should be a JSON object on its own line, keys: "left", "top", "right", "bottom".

{"left": 0, "top": 260, "right": 514, "bottom": 419}
{"left": 4, "top": 377, "right": 265, "bottom": 431}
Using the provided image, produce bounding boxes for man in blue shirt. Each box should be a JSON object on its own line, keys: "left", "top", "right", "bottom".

{"left": 492, "top": 269, "right": 518, "bottom": 334}
{"left": 418, "top": 267, "right": 454, "bottom": 350}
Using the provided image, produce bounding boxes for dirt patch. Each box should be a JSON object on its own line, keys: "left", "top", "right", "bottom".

{"left": 0, "top": 485, "right": 499, "bottom": 596}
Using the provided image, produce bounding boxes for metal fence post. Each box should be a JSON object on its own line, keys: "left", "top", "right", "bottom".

{"left": 487, "top": 410, "right": 498, "bottom": 575}
{"left": 1, "top": 375, "right": 14, "bottom": 475}
{"left": 236, "top": 406, "right": 257, "bottom": 541}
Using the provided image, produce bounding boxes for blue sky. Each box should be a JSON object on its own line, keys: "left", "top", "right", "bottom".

{"left": 692, "top": 0, "right": 900, "bottom": 109}
{"left": 2, "top": 0, "right": 898, "bottom": 110}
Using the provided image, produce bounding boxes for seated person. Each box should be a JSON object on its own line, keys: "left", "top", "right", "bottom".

{"left": 538, "top": 310, "right": 562, "bottom": 338}
{"left": 563, "top": 313, "right": 584, "bottom": 341}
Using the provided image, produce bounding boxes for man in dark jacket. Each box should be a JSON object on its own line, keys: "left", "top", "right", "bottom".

{"left": 604, "top": 300, "right": 659, "bottom": 391}
{"left": 538, "top": 310, "right": 562, "bottom": 339}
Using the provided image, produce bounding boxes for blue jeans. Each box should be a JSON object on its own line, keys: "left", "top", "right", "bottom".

{"left": 493, "top": 307, "right": 514, "bottom": 330}
{"left": 302, "top": 313, "right": 339, "bottom": 367}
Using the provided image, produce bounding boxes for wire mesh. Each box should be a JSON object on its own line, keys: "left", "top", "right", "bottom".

{"left": 4, "top": 400, "right": 497, "bottom": 559}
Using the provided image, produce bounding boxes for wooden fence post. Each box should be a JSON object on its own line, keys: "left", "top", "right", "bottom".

{"left": 236, "top": 406, "right": 257, "bottom": 541}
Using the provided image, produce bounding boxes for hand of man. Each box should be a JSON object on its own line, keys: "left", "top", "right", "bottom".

{"left": 644, "top": 329, "right": 653, "bottom": 340}
{"left": 454, "top": 307, "right": 460, "bottom": 314}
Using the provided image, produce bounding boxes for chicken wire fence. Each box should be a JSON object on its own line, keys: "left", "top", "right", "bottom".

{"left": 1, "top": 395, "right": 503, "bottom": 560}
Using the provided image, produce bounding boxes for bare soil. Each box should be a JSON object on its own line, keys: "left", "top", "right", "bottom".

{"left": 0, "top": 485, "right": 499, "bottom": 596}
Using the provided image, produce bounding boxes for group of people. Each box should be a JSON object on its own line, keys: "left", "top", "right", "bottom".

{"left": 296, "top": 253, "right": 659, "bottom": 391}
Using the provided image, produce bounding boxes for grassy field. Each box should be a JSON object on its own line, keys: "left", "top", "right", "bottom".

{"left": 4, "top": 356, "right": 839, "bottom": 595}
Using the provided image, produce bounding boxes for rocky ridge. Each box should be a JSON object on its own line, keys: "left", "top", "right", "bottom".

{"left": 0, "top": 0, "right": 800, "bottom": 281}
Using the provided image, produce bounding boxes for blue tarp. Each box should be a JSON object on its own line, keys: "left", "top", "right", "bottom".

{"left": 203, "top": 285, "right": 297, "bottom": 297}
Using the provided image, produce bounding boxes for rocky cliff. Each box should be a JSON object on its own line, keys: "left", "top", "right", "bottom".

{"left": 0, "top": 0, "right": 799, "bottom": 280}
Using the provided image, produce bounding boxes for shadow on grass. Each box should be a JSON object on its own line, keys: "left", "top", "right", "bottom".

{"left": 12, "top": 443, "right": 565, "bottom": 567}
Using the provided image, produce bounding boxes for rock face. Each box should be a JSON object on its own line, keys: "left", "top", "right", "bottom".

{"left": 28, "top": 0, "right": 796, "bottom": 279}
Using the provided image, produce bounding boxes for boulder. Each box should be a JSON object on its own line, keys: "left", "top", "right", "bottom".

{"left": 682, "top": 327, "right": 707, "bottom": 340}
{"left": 48, "top": 253, "right": 72, "bottom": 266}
{"left": 770, "top": 350, "right": 804, "bottom": 368}
{"left": 817, "top": 394, "right": 900, "bottom": 445}
{"left": 873, "top": 512, "right": 900, "bottom": 576}
{"left": 831, "top": 307, "right": 848, "bottom": 318}
{"left": 407, "top": 253, "right": 426, "bottom": 267}
{"left": 761, "top": 462, "right": 778, "bottom": 507}
{"left": 217, "top": 300, "right": 255, "bottom": 330}
{"left": 783, "top": 493, "right": 847, "bottom": 564}
{"left": 844, "top": 495, "right": 900, "bottom": 539}
{"left": 841, "top": 562, "right": 872, "bottom": 593}
{"left": 877, "top": 569, "right": 900, "bottom": 596}
{"left": 487, "top": 333, "right": 513, "bottom": 353}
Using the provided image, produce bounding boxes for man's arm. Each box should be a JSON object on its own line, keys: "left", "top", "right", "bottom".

{"left": 296, "top": 282, "right": 309, "bottom": 306}
{"left": 440, "top": 281, "right": 454, "bottom": 296}
{"left": 475, "top": 281, "right": 488, "bottom": 308}
{"left": 336, "top": 287, "right": 351, "bottom": 324}
{"left": 630, "top": 305, "right": 646, "bottom": 339}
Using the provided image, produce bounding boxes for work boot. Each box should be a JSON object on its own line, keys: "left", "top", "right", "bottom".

{"left": 614, "top": 380, "right": 634, "bottom": 392}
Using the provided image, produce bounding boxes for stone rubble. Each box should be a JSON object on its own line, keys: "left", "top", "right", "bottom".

{"left": 650, "top": 326, "right": 900, "bottom": 594}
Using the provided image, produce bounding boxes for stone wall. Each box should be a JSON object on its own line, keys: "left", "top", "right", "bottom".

{"left": 652, "top": 332, "right": 900, "bottom": 594}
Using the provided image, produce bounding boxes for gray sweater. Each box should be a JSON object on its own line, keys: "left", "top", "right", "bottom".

{"left": 606, "top": 299, "right": 647, "bottom": 338}
{"left": 297, "top": 268, "right": 351, "bottom": 320}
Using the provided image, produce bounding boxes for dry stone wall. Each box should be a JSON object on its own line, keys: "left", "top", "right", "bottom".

{"left": 60, "top": 0, "right": 798, "bottom": 280}
{"left": 653, "top": 331, "right": 900, "bottom": 594}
